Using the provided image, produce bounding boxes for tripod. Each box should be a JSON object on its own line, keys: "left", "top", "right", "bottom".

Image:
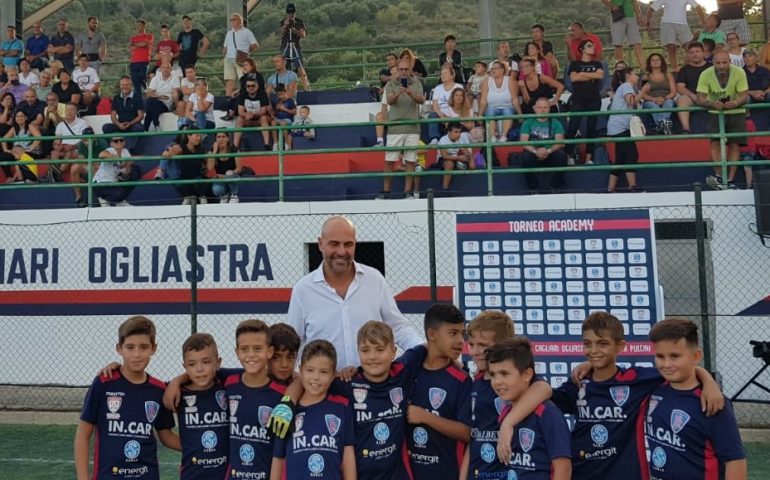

{"left": 731, "top": 340, "right": 770, "bottom": 405}
{"left": 282, "top": 22, "right": 303, "bottom": 72}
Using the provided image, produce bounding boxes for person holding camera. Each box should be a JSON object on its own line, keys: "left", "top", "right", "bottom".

{"left": 280, "top": 3, "right": 310, "bottom": 91}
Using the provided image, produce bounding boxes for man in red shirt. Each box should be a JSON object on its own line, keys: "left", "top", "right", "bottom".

{"left": 566, "top": 22, "right": 603, "bottom": 61}
{"left": 129, "top": 19, "right": 154, "bottom": 97}
{"left": 154, "top": 24, "right": 180, "bottom": 72}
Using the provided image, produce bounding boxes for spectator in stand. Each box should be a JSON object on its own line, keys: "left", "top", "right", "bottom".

{"left": 373, "top": 63, "right": 398, "bottom": 147}
{"left": 489, "top": 41, "right": 518, "bottom": 76}
{"left": 25, "top": 22, "right": 49, "bottom": 70}
{"left": 446, "top": 88, "right": 475, "bottom": 132}
{"left": 0, "top": 64, "right": 6, "bottom": 87}
{"left": 427, "top": 65, "right": 462, "bottom": 143}
{"left": 400, "top": 48, "right": 428, "bottom": 80}
{"left": 154, "top": 24, "right": 180, "bottom": 73}
{"left": 379, "top": 53, "right": 399, "bottom": 94}
{"left": 519, "top": 58, "right": 564, "bottom": 113}
{"left": 437, "top": 122, "right": 474, "bottom": 193}
{"left": 292, "top": 105, "right": 315, "bottom": 140}
{"left": 144, "top": 62, "right": 180, "bottom": 131}
{"left": 72, "top": 54, "right": 100, "bottom": 114}
{"left": 2, "top": 145, "right": 38, "bottom": 183}
{"left": 1, "top": 109, "right": 42, "bottom": 181}
{"left": 479, "top": 59, "right": 522, "bottom": 142}
{"left": 0, "top": 92, "right": 15, "bottom": 135}
{"left": 1, "top": 26, "right": 23, "bottom": 69}
{"left": 75, "top": 17, "right": 107, "bottom": 73}
{"left": 17, "top": 89, "right": 44, "bottom": 128}
{"left": 17, "top": 59, "right": 39, "bottom": 88}
{"left": 177, "top": 64, "right": 197, "bottom": 117}
{"left": 223, "top": 13, "right": 259, "bottom": 98}
{"left": 2, "top": 68, "right": 29, "bottom": 103}
{"left": 520, "top": 97, "right": 568, "bottom": 193}
{"left": 522, "top": 42, "right": 553, "bottom": 78}
{"left": 94, "top": 136, "right": 137, "bottom": 207}
{"left": 566, "top": 39, "right": 604, "bottom": 164}
{"left": 222, "top": 57, "right": 265, "bottom": 121}
{"left": 467, "top": 61, "right": 487, "bottom": 114}
{"left": 48, "top": 18, "right": 75, "bottom": 73}
{"left": 676, "top": 42, "right": 710, "bottom": 133}
{"left": 128, "top": 20, "right": 154, "bottom": 97}
{"left": 178, "top": 15, "right": 209, "bottom": 69}
{"left": 640, "top": 53, "right": 677, "bottom": 135}
{"left": 49, "top": 60, "right": 64, "bottom": 81}
{"left": 645, "top": 0, "right": 705, "bottom": 71}
{"left": 183, "top": 78, "right": 215, "bottom": 132}
{"left": 52, "top": 103, "right": 89, "bottom": 205}
{"left": 698, "top": 13, "right": 727, "bottom": 48}
{"left": 234, "top": 76, "right": 270, "bottom": 150}
{"left": 51, "top": 69, "right": 81, "bottom": 106}
{"left": 603, "top": 0, "right": 645, "bottom": 68}
{"left": 439, "top": 35, "right": 464, "bottom": 83}
{"left": 164, "top": 128, "right": 209, "bottom": 204}
{"left": 566, "top": 22, "right": 603, "bottom": 62}
{"left": 717, "top": 0, "right": 750, "bottom": 45}
{"left": 34, "top": 70, "right": 53, "bottom": 100}
{"left": 103, "top": 76, "right": 145, "bottom": 153}
{"left": 726, "top": 32, "right": 745, "bottom": 67}
{"left": 703, "top": 38, "right": 716, "bottom": 64}
{"left": 607, "top": 68, "right": 641, "bottom": 192}
{"left": 759, "top": 38, "right": 770, "bottom": 68}
{"left": 206, "top": 130, "right": 243, "bottom": 204}
{"left": 42, "top": 92, "right": 66, "bottom": 136}
{"left": 266, "top": 54, "right": 298, "bottom": 99}
{"left": 271, "top": 83, "right": 297, "bottom": 150}
{"left": 697, "top": 50, "right": 749, "bottom": 189}
{"left": 280, "top": 3, "right": 310, "bottom": 91}
{"left": 743, "top": 49, "right": 770, "bottom": 103}
{"left": 378, "top": 58, "right": 424, "bottom": 200}
{"left": 529, "top": 24, "right": 558, "bottom": 77}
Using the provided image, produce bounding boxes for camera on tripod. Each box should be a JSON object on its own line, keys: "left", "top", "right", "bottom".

{"left": 750, "top": 340, "right": 770, "bottom": 363}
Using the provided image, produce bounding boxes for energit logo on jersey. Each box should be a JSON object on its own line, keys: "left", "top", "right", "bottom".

{"left": 325, "top": 414, "right": 341, "bottom": 436}
{"left": 429, "top": 387, "right": 447, "bottom": 409}
{"left": 609, "top": 386, "right": 630, "bottom": 407}
{"left": 389, "top": 387, "right": 403, "bottom": 406}
{"left": 144, "top": 401, "right": 159, "bottom": 423}
{"left": 215, "top": 390, "right": 227, "bottom": 411}
{"left": 201, "top": 430, "right": 217, "bottom": 450}
{"left": 518, "top": 428, "right": 535, "bottom": 453}
{"left": 670, "top": 409, "right": 691, "bottom": 434}
{"left": 308, "top": 453, "right": 325, "bottom": 474}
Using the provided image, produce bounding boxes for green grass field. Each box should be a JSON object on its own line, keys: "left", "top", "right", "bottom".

{"left": 0, "top": 424, "right": 768, "bottom": 479}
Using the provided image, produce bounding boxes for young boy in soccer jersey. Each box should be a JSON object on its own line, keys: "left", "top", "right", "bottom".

{"left": 225, "top": 319, "right": 287, "bottom": 480}
{"left": 538, "top": 311, "right": 725, "bottom": 480}
{"left": 645, "top": 318, "right": 746, "bottom": 480}
{"left": 463, "top": 311, "right": 553, "bottom": 480}
{"left": 486, "top": 338, "right": 572, "bottom": 480}
{"left": 406, "top": 303, "right": 472, "bottom": 478}
{"left": 268, "top": 322, "right": 300, "bottom": 385}
{"left": 176, "top": 333, "right": 229, "bottom": 479}
{"left": 74, "top": 316, "right": 179, "bottom": 480}
{"left": 270, "top": 340, "right": 356, "bottom": 480}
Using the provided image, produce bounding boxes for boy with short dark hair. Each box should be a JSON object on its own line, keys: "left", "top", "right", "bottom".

{"left": 645, "top": 318, "right": 746, "bottom": 480}
{"left": 486, "top": 337, "right": 572, "bottom": 480}
{"left": 268, "top": 322, "right": 300, "bottom": 385}
{"left": 271, "top": 83, "right": 297, "bottom": 150}
{"left": 406, "top": 303, "right": 472, "bottom": 478}
{"left": 74, "top": 316, "right": 179, "bottom": 480}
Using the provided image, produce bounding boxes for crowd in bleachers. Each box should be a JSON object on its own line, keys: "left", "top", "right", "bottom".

{"left": 0, "top": 0, "right": 766, "bottom": 206}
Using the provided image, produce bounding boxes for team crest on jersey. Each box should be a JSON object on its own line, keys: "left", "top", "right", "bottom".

{"left": 429, "top": 387, "right": 447, "bottom": 410}
{"left": 609, "top": 386, "right": 630, "bottom": 407}
{"left": 325, "top": 414, "right": 341, "bottom": 436}
{"left": 229, "top": 399, "right": 239, "bottom": 417}
{"left": 145, "top": 401, "right": 159, "bottom": 423}
{"left": 353, "top": 388, "right": 368, "bottom": 404}
{"left": 494, "top": 397, "right": 510, "bottom": 415}
{"left": 518, "top": 428, "right": 535, "bottom": 453}
{"left": 107, "top": 396, "right": 122, "bottom": 419}
{"left": 389, "top": 387, "right": 403, "bottom": 406}
{"left": 215, "top": 390, "right": 227, "bottom": 411}
{"left": 258, "top": 406, "right": 272, "bottom": 428}
{"left": 184, "top": 395, "right": 197, "bottom": 407}
{"left": 295, "top": 412, "right": 305, "bottom": 432}
{"left": 647, "top": 398, "right": 660, "bottom": 417}
{"left": 670, "top": 409, "right": 691, "bottom": 433}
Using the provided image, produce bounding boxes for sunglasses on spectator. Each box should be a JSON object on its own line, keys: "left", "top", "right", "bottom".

{"left": 112, "top": 138, "right": 125, "bottom": 143}
{"left": 246, "top": 84, "right": 257, "bottom": 88}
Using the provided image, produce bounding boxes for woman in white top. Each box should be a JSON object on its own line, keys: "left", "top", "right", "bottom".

{"left": 428, "top": 66, "right": 461, "bottom": 142}
{"left": 184, "top": 78, "right": 215, "bottom": 130}
{"left": 177, "top": 65, "right": 197, "bottom": 118}
{"left": 606, "top": 68, "right": 641, "bottom": 193}
{"left": 479, "top": 60, "right": 522, "bottom": 142}
{"left": 17, "top": 59, "right": 40, "bottom": 88}
{"left": 726, "top": 32, "right": 745, "bottom": 66}
{"left": 94, "top": 136, "right": 136, "bottom": 207}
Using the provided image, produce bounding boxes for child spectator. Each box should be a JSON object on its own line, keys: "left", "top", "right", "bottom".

{"left": 487, "top": 337, "right": 572, "bottom": 480}
{"left": 271, "top": 83, "right": 297, "bottom": 151}
{"left": 437, "top": 123, "right": 474, "bottom": 193}
{"left": 270, "top": 340, "right": 356, "bottom": 479}
{"left": 74, "top": 316, "right": 180, "bottom": 479}
{"left": 645, "top": 318, "right": 746, "bottom": 480}
{"left": 176, "top": 333, "right": 229, "bottom": 479}
{"left": 703, "top": 38, "right": 716, "bottom": 65}
{"left": 406, "top": 303, "right": 472, "bottom": 478}
{"left": 292, "top": 105, "right": 315, "bottom": 140}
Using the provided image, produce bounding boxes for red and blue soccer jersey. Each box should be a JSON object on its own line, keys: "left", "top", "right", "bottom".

{"left": 468, "top": 373, "right": 511, "bottom": 480}
{"left": 224, "top": 374, "right": 286, "bottom": 480}
{"left": 79, "top": 370, "right": 175, "bottom": 480}
{"left": 406, "top": 363, "right": 472, "bottom": 478}
{"left": 177, "top": 384, "right": 230, "bottom": 479}
{"left": 505, "top": 401, "right": 572, "bottom": 480}
{"left": 274, "top": 394, "right": 356, "bottom": 480}
{"left": 551, "top": 366, "right": 662, "bottom": 480}
{"left": 643, "top": 383, "right": 745, "bottom": 480}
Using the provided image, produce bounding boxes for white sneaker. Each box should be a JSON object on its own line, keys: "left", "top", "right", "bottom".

{"left": 182, "top": 196, "right": 193, "bottom": 205}
{"left": 491, "top": 136, "right": 500, "bottom": 143}
{"left": 567, "top": 156, "right": 576, "bottom": 166}
{"left": 221, "top": 195, "right": 230, "bottom": 204}
{"left": 411, "top": 190, "right": 420, "bottom": 199}
{"left": 229, "top": 194, "right": 239, "bottom": 203}
{"left": 584, "top": 160, "right": 594, "bottom": 165}
{"left": 404, "top": 191, "right": 415, "bottom": 199}
{"left": 498, "top": 135, "right": 506, "bottom": 143}
{"left": 98, "top": 197, "right": 111, "bottom": 207}
{"left": 154, "top": 169, "right": 164, "bottom": 180}
{"left": 197, "top": 196, "right": 208, "bottom": 204}
{"left": 272, "top": 144, "right": 279, "bottom": 151}
{"left": 116, "top": 200, "right": 131, "bottom": 206}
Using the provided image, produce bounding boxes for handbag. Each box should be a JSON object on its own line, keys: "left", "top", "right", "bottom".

{"left": 232, "top": 31, "right": 250, "bottom": 65}
{"left": 629, "top": 115, "right": 646, "bottom": 138}
{"left": 611, "top": 8, "right": 625, "bottom": 22}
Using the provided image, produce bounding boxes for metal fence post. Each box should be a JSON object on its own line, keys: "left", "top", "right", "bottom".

{"left": 86, "top": 136, "right": 94, "bottom": 206}
{"left": 718, "top": 111, "right": 728, "bottom": 187}
{"left": 427, "top": 188, "right": 437, "bottom": 303}
{"left": 694, "top": 183, "right": 713, "bottom": 371}
{"left": 190, "top": 201, "right": 199, "bottom": 334}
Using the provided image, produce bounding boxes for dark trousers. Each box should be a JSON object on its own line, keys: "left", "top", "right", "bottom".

{"left": 566, "top": 96, "right": 602, "bottom": 156}
{"left": 144, "top": 98, "right": 169, "bottom": 130}
{"left": 521, "top": 149, "right": 568, "bottom": 192}
{"left": 94, "top": 164, "right": 139, "bottom": 203}
{"left": 102, "top": 123, "right": 144, "bottom": 152}
{"left": 129, "top": 61, "right": 149, "bottom": 97}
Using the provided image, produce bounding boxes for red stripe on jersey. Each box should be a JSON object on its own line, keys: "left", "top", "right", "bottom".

{"left": 224, "top": 373, "right": 241, "bottom": 387}
{"left": 637, "top": 396, "right": 651, "bottom": 480}
{"left": 402, "top": 440, "right": 415, "bottom": 480}
{"left": 474, "top": 371, "right": 484, "bottom": 381}
{"left": 99, "top": 370, "right": 121, "bottom": 383}
{"left": 498, "top": 403, "right": 512, "bottom": 424}
{"left": 446, "top": 364, "right": 468, "bottom": 383}
{"left": 225, "top": 463, "right": 232, "bottom": 479}
{"left": 390, "top": 362, "right": 405, "bottom": 377}
{"left": 704, "top": 439, "right": 719, "bottom": 480}
{"left": 616, "top": 368, "right": 639, "bottom": 382}
{"left": 455, "top": 441, "right": 467, "bottom": 473}
{"left": 694, "top": 387, "right": 703, "bottom": 398}
{"left": 270, "top": 381, "right": 288, "bottom": 395}
{"left": 535, "top": 403, "right": 546, "bottom": 417}
{"left": 148, "top": 375, "right": 166, "bottom": 390}
{"left": 327, "top": 394, "right": 349, "bottom": 406}
{"left": 92, "top": 426, "right": 100, "bottom": 480}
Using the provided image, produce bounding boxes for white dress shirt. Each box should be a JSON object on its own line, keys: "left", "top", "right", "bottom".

{"left": 286, "top": 261, "right": 423, "bottom": 368}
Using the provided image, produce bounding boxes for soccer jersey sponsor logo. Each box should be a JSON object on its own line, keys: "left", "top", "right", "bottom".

{"left": 590, "top": 424, "right": 609, "bottom": 446}
{"left": 107, "top": 396, "right": 122, "bottom": 419}
{"left": 648, "top": 397, "right": 660, "bottom": 417}
{"left": 308, "top": 453, "right": 325, "bottom": 474}
{"left": 184, "top": 395, "right": 197, "bottom": 407}
{"left": 373, "top": 422, "right": 390, "bottom": 443}
{"left": 480, "top": 443, "right": 496, "bottom": 463}
{"left": 295, "top": 412, "right": 305, "bottom": 432}
{"left": 389, "top": 387, "right": 403, "bottom": 406}
{"left": 325, "top": 414, "right": 341, "bottom": 436}
{"left": 413, "top": 426, "right": 428, "bottom": 446}
{"left": 518, "top": 428, "right": 535, "bottom": 453}
{"left": 507, "top": 471, "right": 518, "bottom": 480}
{"left": 229, "top": 399, "right": 239, "bottom": 418}
{"left": 353, "top": 388, "right": 368, "bottom": 404}
{"left": 239, "top": 444, "right": 255, "bottom": 463}
{"left": 124, "top": 440, "right": 141, "bottom": 460}
{"left": 670, "top": 409, "right": 691, "bottom": 434}
{"left": 215, "top": 390, "right": 227, "bottom": 410}
{"left": 201, "top": 430, "right": 217, "bottom": 450}
{"left": 258, "top": 406, "right": 272, "bottom": 428}
{"left": 652, "top": 446, "right": 667, "bottom": 468}
{"left": 429, "top": 387, "right": 447, "bottom": 410}
{"left": 609, "top": 386, "right": 630, "bottom": 407}
{"left": 145, "top": 401, "right": 159, "bottom": 423}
